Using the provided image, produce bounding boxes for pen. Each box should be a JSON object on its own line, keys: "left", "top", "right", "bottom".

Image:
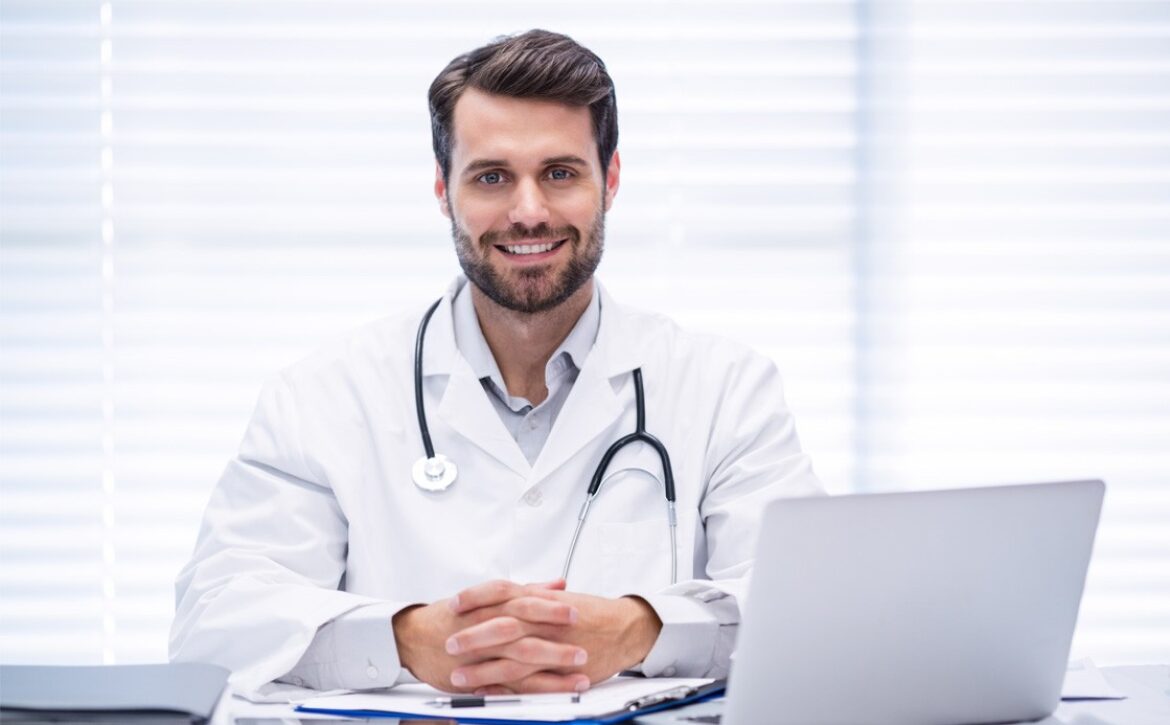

{"left": 623, "top": 684, "right": 699, "bottom": 711}
{"left": 426, "top": 692, "right": 582, "bottom": 708}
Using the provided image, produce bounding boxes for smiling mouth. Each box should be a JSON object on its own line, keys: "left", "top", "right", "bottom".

{"left": 495, "top": 239, "right": 568, "bottom": 256}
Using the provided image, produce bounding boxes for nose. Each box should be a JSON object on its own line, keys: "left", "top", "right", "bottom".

{"left": 508, "top": 178, "right": 550, "bottom": 229}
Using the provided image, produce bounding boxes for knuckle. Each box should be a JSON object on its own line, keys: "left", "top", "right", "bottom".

{"left": 515, "top": 598, "right": 539, "bottom": 618}
{"left": 491, "top": 580, "right": 512, "bottom": 598}
{"left": 514, "top": 638, "right": 540, "bottom": 661}
{"left": 501, "top": 660, "right": 529, "bottom": 682}
{"left": 500, "top": 617, "right": 523, "bottom": 640}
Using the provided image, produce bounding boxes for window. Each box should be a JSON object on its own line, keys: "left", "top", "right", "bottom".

{"left": 1, "top": 0, "right": 1165, "bottom": 665}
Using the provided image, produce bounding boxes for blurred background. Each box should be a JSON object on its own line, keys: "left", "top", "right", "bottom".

{"left": 1, "top": 0, "right": 1167, "bottom": 667}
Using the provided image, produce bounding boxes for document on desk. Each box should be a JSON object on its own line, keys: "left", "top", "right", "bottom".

{"left": 296, "top": 676, "right": 723, "bottom": 723}
{"left": 1062, "top": 658, "right": 1127, "bottom": 700}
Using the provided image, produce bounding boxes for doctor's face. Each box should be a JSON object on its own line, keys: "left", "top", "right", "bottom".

{"left": 435, "top": 88, "right": 620, "bottom": 314}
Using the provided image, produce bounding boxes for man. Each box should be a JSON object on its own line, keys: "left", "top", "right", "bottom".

{"left": 170, "top": 29, "right": 822, "bottom": 698}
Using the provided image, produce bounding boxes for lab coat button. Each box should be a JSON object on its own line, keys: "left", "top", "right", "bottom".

{"left": 366, "top": 665, "right": 379, "bottom": 679}
{"left": 523, "top": 489, "right": 543, "bottom": 507}
{"left": 663, "top": 666, "right": 677, "bottom": 676}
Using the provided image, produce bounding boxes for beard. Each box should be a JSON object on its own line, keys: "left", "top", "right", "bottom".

{"left": 452, "top": 206, "right": 605, "bottom": 314}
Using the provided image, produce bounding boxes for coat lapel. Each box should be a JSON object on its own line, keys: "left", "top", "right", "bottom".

{"left": 529, "top": 285, "right": 646, "bottom": 486}
{"left": 436, "top": 362, "right": 531, "bottom": 478}
{"left": 423, "top": 280, "right": 531, "bottom": 479}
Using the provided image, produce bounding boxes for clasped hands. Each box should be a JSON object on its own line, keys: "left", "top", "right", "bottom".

{"left": 392, "top": 578, "right": 662, "bottom": 694}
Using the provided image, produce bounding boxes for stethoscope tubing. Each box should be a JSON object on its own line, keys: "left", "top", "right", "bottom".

{"left": 413, "top": 297, "right": 678, "bottom": 585}
{"left": 414, "top": 298, "right": 443, "bottom": 460}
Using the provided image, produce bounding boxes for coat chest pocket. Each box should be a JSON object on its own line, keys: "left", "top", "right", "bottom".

{"left": 590, "top": 444, "right": 676, "bottom": 595}
{"left": 597, "top": 518, "right": 674, "bottom": 596}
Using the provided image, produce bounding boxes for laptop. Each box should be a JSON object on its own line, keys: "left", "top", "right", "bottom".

{"left": 643, "top": 479, "right": 1104, "bottom": 725}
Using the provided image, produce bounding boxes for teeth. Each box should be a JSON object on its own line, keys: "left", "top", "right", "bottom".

{"left": 503, "top": 241, "right": 558, "bottom": 255}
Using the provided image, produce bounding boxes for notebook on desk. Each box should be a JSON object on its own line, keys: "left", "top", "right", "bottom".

{"left": 0, "top": 662, "right": 229, "bottom": 724}
{"left": 642, "top": 478, "right": 1105, "bottom": 725}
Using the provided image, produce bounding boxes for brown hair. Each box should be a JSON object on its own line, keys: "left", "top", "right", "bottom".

{"left": 428, "top": 29, "right": 618, "bottom": 182}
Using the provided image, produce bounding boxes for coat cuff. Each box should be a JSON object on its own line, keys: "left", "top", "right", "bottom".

{"left": 280, "top": 601, "right": 416, "bottom": 690}
{"left": 634, "top": 593, "right": 719, "bottom": 678}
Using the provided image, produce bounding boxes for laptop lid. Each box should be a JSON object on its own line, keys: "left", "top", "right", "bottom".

{"left": 724, "top": 479, "right": 1104, "bottom": 725}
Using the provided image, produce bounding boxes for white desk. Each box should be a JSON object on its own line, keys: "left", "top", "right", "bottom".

{"left": 640, "top": 664, "right": 1169, "bottom": 725}
{"left": 1040, "top": 665, "right": 1169, "bottom": 725}
{"left": 220, "top": 665, "right": 1169, "bottom": 724}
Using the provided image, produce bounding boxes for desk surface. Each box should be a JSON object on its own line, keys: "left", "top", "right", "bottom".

{"left": 1042, "top": 665, "right": 1169, "bottom": 725}
{"left": 222, "top": 664, "right": 1169, "bottom": 725}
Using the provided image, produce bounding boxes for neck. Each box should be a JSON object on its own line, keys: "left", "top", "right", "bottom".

{"left": 470, "top": 280, "right": 594, "bottom": 406}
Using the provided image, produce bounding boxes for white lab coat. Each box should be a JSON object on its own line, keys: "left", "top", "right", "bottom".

{"left": 170, "top": 277, "right": 823, "bottom": 695}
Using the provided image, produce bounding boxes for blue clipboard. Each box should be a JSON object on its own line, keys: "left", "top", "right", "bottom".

{"left": 295, "top": 678, "right": 726, "bottom": 724}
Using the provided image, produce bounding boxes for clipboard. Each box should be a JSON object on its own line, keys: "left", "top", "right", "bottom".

{"left": 295, "top": 678, "right": 726, "bottom": 724}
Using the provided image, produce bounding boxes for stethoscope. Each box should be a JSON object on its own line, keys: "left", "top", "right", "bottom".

{"left": 411, "top": 298, "right": 679, "bottom": 585}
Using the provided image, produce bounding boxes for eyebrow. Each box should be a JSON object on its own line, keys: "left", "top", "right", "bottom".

{"left": 460, "top": 155, "right": 591, "bottom": 176}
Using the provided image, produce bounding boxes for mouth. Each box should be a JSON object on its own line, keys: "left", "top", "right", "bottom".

{"left": 494, "top": 238, "right": 568, "bottom": 260}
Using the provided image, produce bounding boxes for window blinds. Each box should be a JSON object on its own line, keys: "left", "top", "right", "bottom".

{"left": 1, "top": 0, "right": 1165, "bottom": 666}
{"left": 856, "top": 0, "right": 1170, "bottom": 664}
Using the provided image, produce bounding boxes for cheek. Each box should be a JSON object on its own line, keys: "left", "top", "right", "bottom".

{"left": 454, "top": 198, "right": 505, "bottom": 236}
{"left": 558, "top": 192, "right": 603, "bottom": 227}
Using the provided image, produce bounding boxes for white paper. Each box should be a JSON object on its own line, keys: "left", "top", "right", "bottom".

{"left": 1062, "top": 658, "right": 1127, "bottom": 700}
{"left": 297, "top": 676, "right": 715, "bottom": 722}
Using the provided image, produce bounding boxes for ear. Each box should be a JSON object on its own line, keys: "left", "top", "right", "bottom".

{"left": 603, "top": 150, "right": 621, "bottom": 211}
{"left": 434, "top": 161, "right": 451, "bottom": 219}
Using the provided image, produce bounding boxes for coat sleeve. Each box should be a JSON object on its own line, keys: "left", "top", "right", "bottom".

{"left": 168, "top": 373, "right": 413, "bottom": 695}
{"left": 635, "top": 348, "right": 825, "bottom": 678}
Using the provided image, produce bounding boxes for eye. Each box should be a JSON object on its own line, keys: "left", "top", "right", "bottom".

{"left": 477, "top": 171, "right": 505, "bottom": 185}
{"left": 548, "top": 167, "right": 574, "bottom": 181}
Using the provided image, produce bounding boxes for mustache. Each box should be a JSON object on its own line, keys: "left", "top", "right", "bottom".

{"left": 480, "top": 223, "right": 581, "bottom": 246}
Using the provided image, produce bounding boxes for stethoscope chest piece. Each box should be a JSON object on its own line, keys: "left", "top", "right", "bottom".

{"left": 412, "top": 454, "right": 457, "bottom": 492}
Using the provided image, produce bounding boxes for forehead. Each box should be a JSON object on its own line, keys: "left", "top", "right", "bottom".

{"left": 450, "top": 87, "right": 597, "bottom": 168}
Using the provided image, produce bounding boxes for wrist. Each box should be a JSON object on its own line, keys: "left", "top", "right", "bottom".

{"left": 392, "top": 604, "right": 426, "bottom": 673}
{"left": 619, "top": 596, "right": 663, "bottom": 669}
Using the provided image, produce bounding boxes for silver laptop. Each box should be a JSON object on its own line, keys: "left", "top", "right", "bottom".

{"left": 644, "top": 479, "right": 1104, "bottom": 725}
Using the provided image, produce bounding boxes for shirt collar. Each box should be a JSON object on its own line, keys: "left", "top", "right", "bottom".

{"left": 452, "top": 282, "right": 601, "bottom": 395}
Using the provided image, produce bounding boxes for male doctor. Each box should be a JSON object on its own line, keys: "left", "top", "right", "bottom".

{"left": 170, "top": 29, "right": 822, "bottom": 697}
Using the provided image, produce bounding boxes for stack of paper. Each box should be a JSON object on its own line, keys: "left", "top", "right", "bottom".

{"left": 297, "top": 676, "right": 722, "bottom": 723}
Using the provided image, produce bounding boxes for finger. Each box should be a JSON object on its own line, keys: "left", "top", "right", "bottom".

{"left": 509, "top": 671, "right": 592, "bottom": 694}
{"left": 502, "top": 595, "right": 578, "bottom": 625}
{"left": 450, "top": 658, "right": 541, "bottom": 690}
{"left": 449, "top": 579, "right": 527, "bottom": 614}
{"left": 495, "top": 636, "right": 587, "bottom": 668}
{"left": 529, "top": 577, "right": 567, "bottom": 591}
{"left": 446, "top": 616, "right": 527, "bottom": 655}
{"left": 473, "top": 685, "right": 516, "bottom": 696}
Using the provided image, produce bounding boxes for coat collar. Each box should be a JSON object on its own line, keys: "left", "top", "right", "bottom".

{"left": 419, "top": 276, "right": 648, "bottom": 483}
{"left": 421, "top": 276, "right": 645, "bottom": 381}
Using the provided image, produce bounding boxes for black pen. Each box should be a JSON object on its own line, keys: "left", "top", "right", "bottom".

{"left": 623, "top": 684, "right": 699, "bottom": 711}
{"left": 426, "top": 692, "right": 582, "bottom": 708}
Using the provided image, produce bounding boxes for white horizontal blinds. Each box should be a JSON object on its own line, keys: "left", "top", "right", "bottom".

{"left": 71, "top": 1, "right": 858, "bottom": 664}
{"left": 0, "top": 1, "right": 859, "bottom": 664}
{"left": 106, "top": 0, "right": 451, "bottom": 664}
{"left": 5, "top": 0, "right": 1163, "bottom": 670}
{"left": 0, "top": 0, "right": 109, "bottom": 663}
{"left": 598, "top": 0, "right": 859, "bottom": 493}
{"left": 865, "top": 1, "right": 1170, "bottom": 663}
